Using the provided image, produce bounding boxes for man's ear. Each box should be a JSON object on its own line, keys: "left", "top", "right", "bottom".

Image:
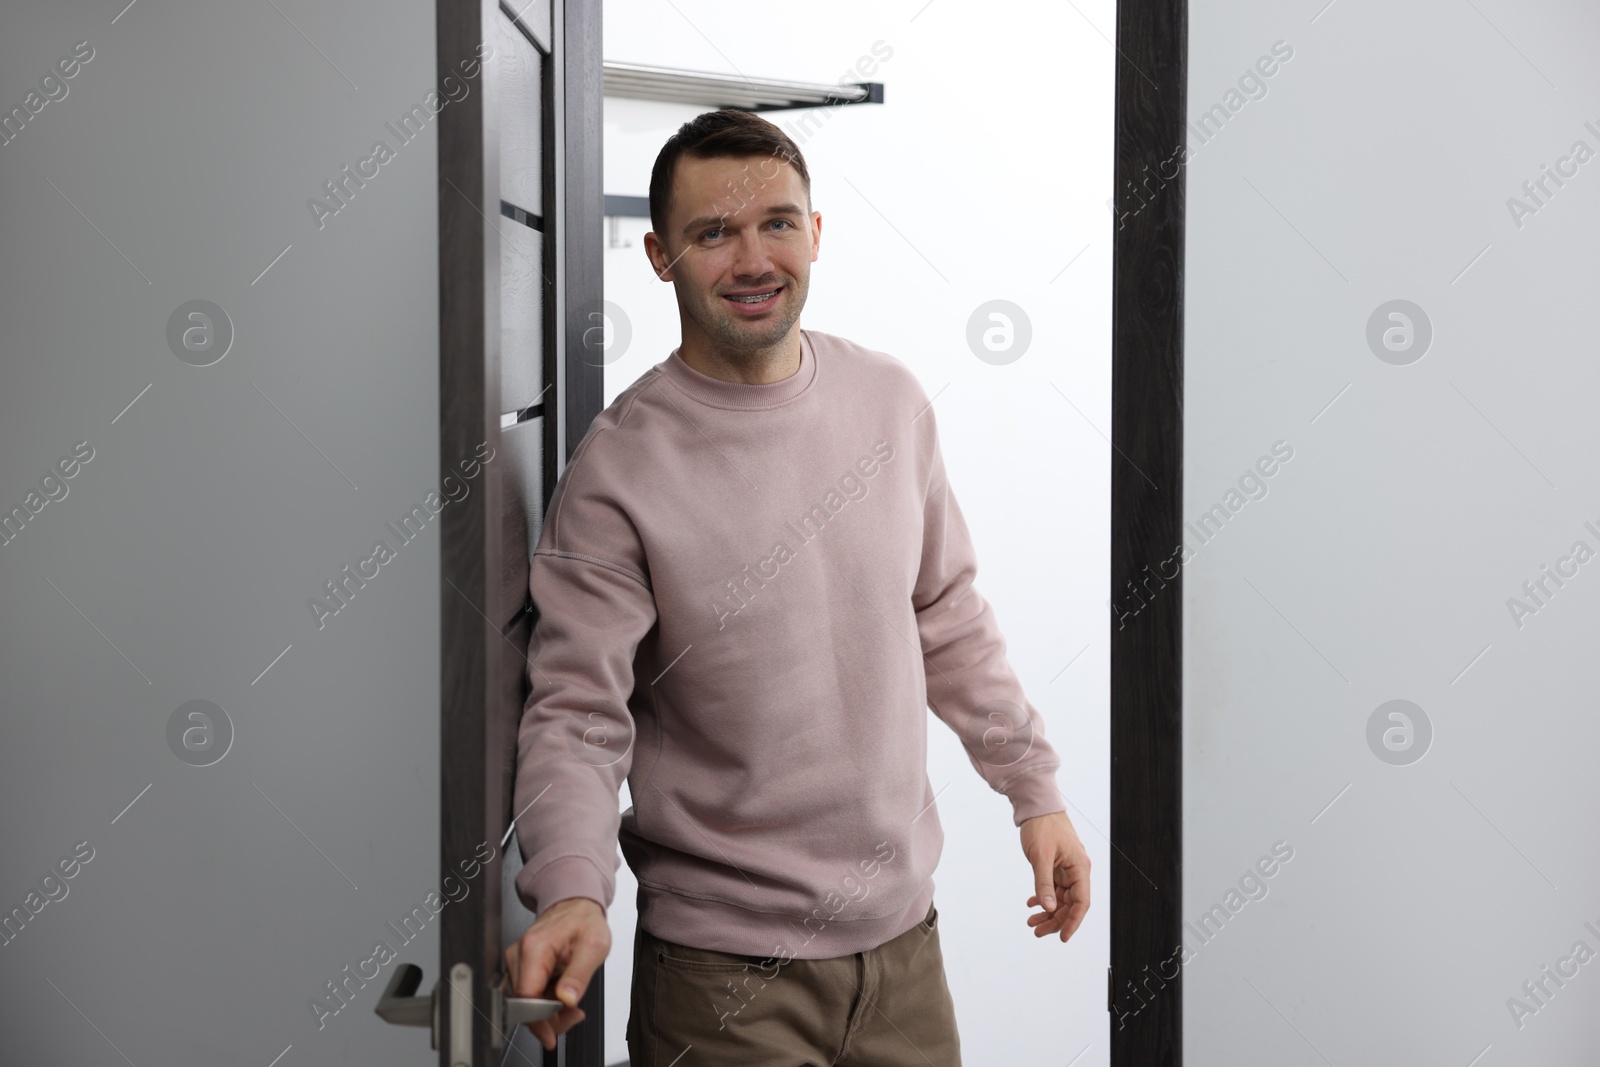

{"left": 810, "top": 210, "right": 822, "bottom": 262}
{"left": 644, "top": 231, "right": 675, "bottom": 281}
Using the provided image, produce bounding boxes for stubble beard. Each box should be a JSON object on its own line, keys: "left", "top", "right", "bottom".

{"left": 691, "top": 272, "right": 808, "bottom": 356}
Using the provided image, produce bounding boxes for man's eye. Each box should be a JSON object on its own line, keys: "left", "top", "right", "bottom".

{"left": 770, "top": 219, "right": 792, "bottom": 230}
{"left": 702, "top": 229, "right": 722, "bottom": 240}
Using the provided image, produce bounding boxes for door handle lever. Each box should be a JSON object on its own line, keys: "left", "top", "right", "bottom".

{"left": 375, "top": 960, "right": 564, "bottom": 1055}
{"left": 496, "top": 979, "right": 566, "bottom": 1036}
{"left": 374, "top": 962, "right": 438, "bottom": 1033}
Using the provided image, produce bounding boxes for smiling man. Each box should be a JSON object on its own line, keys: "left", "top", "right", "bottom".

{"left": 505, "top": 108, "right": 1089, "bottom": 1066}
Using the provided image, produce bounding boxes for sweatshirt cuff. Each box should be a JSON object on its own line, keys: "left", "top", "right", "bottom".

{"left": 1003, "top": 767, "right": 1068, "bottom": 826}
{"left": 515, "top": 854, "right": 611, "bottom": 918}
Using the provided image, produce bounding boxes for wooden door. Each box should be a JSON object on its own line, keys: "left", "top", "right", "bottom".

{"left": 435, "top": 0, "right": 604, "bottom": 1063}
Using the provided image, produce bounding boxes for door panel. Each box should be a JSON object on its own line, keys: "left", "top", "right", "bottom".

{"left": 494, "top": 418, "right": 543, "bottom": 632}
{"left": 509, "top": 0, "right": 553, "bottom": 54}
{"left": 496, "top": 9, "right": 546, "bottom": 219}
{"left": 501, "top": 223, "right": 547, "bottom": 413}
{"left": 436, "top": 0, "right": 604, "bottom": 1064}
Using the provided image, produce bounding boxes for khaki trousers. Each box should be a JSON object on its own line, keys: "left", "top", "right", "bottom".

{"left": 626, "top": 902, "right": 963, "bottom": 1066}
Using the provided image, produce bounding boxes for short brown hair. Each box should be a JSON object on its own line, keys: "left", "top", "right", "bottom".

{"left": 648, "top": 108, "right": 811, "bottom": 240}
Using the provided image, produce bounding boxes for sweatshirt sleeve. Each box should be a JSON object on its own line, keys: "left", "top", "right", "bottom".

{"left": 511, "top": 438, "right": 658, "bottom": 917}
{"left": 912, "top": 424, "right": 1068, "bottom": 827}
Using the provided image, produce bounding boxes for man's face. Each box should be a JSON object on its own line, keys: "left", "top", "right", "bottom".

{"left": 646, "top": 152, "right": 822, "bottom": 357}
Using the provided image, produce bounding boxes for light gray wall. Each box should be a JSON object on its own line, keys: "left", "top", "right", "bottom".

{"left": 1182, "top": 2, "right": 1600, "bottom": 1063}
{"left": 0, "top": 1, "right": 445, "bottom": 1063}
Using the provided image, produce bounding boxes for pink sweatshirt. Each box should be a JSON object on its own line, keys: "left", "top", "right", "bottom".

{"left": 511, "top": 327, "right": 1067, "bottom": 959}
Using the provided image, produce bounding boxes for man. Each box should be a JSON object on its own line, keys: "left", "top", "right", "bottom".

{"left": 504, "top": 108, "right": 1089, "bottom": 1065}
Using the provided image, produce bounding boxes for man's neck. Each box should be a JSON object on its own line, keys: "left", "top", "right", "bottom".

{"left": 677, "top": 330, "right": 801, "bottom": 385}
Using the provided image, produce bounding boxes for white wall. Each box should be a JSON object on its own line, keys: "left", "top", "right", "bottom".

{"left": 1183, "top": 1, "right": 1600, "bottom": 1063}
{"left": 598, "top": 1, "right": 1115, "bottom": 1063}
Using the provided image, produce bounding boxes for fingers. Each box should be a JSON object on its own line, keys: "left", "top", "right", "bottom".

{"left": 1063, "top": 851, "right": 1091, "bottom": 908}
{"left": 512, "top": 934, "right": 556, "bottom": 1002}
{"left": 1029, "top": 855, "right": 1058, "bottom": 913}
{"left": 1027, "top": 877, "right": 1090, "bottom": 942}
{"left": 1027, "top": 905, "right": 1065, "bottom": 937}
{"left": 530, "top": 1007, "right": 586, "bottom": 1051}
{"left": 1058, "top": 863, "right": 1089, "bottom": 941}
{"left": 1056, "top": 902, "right": 1094, "bottom": 940}
{"left": 1026, "top": 894, "right": 1065, "bottom": 938}
{"left": 551, "top": 929, "right": 608, "bottom": 1008}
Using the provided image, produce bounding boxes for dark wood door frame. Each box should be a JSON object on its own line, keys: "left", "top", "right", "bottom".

{"left": 553, "top": 0, "right": 605, "bottom": 475}
{"left": 543, "top": 1, "right": 606, "bottom": 1064}
{"left": 436, "top": 0, "right": 500, "bottom": 1055}
{"left": 1110, "top": 0, "right": 1186, "bottom": 1064}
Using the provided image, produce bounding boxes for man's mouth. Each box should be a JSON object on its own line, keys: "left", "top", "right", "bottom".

{"left": 723, "top": 286, "right": 783, "bottom": 309}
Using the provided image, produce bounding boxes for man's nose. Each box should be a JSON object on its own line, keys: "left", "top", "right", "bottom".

{"left": 731, "top": 230, "right": 777, "bottom": 279}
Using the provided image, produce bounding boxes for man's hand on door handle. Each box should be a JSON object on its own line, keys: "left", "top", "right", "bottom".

{"left": 504, "top": 896, "right": 611, "bottom": 1051}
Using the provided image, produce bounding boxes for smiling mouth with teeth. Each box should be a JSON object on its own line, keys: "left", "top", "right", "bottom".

{"left": 725, "top": 287, "right": 782, "bottom": 303}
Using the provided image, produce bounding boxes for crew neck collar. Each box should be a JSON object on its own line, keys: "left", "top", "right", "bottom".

{"left": 661, "top": 330, "right": 817, "bottom": 410}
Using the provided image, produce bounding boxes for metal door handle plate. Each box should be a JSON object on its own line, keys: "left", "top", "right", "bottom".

{"left": 375, "top": 960, "right": 564, "bottom": 1055}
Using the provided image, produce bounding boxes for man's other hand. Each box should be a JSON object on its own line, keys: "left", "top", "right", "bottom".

{"left": 1020, "top": 810, "right": 1090, "bottom": 943}
{"left": 503, "top": 896, "right": 611, "bottom": 1051}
